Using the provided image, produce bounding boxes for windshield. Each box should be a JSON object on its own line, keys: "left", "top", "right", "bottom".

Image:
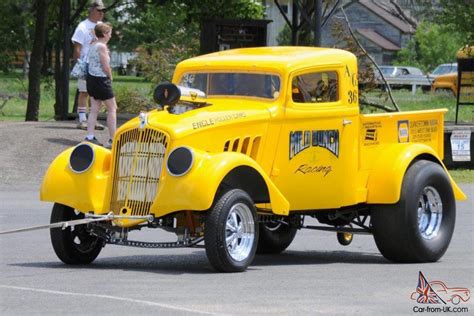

{"left": 179, "top": 72, "right": 281, "bottom": 99}
{"left": 381, "top": 67, "right": 395, "bottom": 76}
{"left": 432, "top": 64, "right": 457, "bottom": 75}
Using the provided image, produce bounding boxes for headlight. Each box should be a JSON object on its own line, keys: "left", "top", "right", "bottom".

{"left": 166, "top": 147, "right": 194, "bottom": 176}
{"left": 69, "top": 143, "right": 95, "bottom": 173}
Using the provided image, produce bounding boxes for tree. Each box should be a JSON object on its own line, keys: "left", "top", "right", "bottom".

{"left": 395, "top": 21, "right": 464, "bottom": 72}
{"left": 437, "top": 0, "right": 474, "bottom": 44}
{"left": 0, "top": 0, "right": 34, "bottom": 74}
{"left": 26, "top": 0, "right": 49, "bottom": 121}
{"left": 276, "top": 0, "right": 340, "bottom": 46}
{"left": 115, "top": 0, "right": 265, "bottom": 84}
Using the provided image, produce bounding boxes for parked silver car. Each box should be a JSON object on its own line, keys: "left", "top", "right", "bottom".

{"left": 378, "top": 66, "right": 431, "bottom": 92}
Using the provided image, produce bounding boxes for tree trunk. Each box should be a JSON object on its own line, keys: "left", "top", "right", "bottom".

{"left": 26, "top": 0, "right": 48, "bottom": 121}
{"left": 60, "top": 0, "right": 71, "bottom": 120}
{"left": 54, "top": 0, "right": 73, "bottom": 120}
{"left": 54, "top": 5, "right": 64, "bottom": 119}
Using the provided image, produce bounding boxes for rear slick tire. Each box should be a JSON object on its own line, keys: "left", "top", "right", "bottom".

{"left": 50, "top": 203, "right": 103, "bottom": 264}
{"left": 257, "top": 221, "right": 297, "bottom": 254}
{"left": 371, "top": 160, "right": 455, "bottom": 263}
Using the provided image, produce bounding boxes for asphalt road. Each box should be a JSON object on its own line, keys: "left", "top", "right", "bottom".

{"left": 0, "top": 121, "right": 473, "bottom": 315}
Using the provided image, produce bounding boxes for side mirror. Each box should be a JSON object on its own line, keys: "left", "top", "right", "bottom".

{"left": 153, "top": 83, "right": 181, "bottom": 107}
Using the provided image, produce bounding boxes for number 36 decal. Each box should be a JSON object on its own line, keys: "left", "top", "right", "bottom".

{"left": 348, "top": 90, "right": 358, "bottom": 104}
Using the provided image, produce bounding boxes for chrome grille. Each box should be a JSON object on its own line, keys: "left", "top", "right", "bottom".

{"left": 110, "top": 128, "right": 168, "bottom": 216}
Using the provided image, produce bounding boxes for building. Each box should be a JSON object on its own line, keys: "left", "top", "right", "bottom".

{"left": 265, "top": 0, "right": 416, "bottom": 65}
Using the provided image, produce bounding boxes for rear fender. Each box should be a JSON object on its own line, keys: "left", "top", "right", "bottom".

{"left": 367, "top": 143, "right": 466, "bottom": 204}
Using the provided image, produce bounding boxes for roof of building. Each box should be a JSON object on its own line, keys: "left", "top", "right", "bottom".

{"left": 352, "top": 0, "right": 414, "bottom": 34}
{"left": 356, "top": 29, "right": 400, "bottom": 51}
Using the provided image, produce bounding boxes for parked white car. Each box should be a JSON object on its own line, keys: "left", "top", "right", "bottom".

{"left": 377, "top": 66, "right": 431, "bottom": 92}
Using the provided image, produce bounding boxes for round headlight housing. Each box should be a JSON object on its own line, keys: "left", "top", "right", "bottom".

{"left": 69, "top": 143, "right": 95, "bottom": 173}
{"left": 166, "top": 147, "right": 194, "bottom": 176}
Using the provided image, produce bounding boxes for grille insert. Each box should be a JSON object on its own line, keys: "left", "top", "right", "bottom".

{"left": 110, "top": 128, "right": 168, "bottom": 216}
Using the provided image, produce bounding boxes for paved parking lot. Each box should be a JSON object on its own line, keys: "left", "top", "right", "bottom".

{"left": 0, "top": 121, "right": 472, "bottom": 315}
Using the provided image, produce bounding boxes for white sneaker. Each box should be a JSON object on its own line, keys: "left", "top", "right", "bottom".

{"left": 77, "top": 121, "right": 88, "bottom": 130}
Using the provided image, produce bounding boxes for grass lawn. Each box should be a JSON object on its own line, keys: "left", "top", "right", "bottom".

{"left": 0, "top": 73, "right": 153, "bottom": 120}
{"left": 364, "top": 89, "right": 473, "bottom": 122}
{"left": 449, "top": 169, "right": 474, "bottom": 183}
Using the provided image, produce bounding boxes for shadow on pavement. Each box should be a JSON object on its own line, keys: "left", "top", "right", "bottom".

{"left": 45, "top": 138, "right": 80, "bottom": 146}
{"left": 9, "top": 252, "right": 214, "bottom": 275}
{"left": 36, "top": 125, "right": 78, "bottom": 130}
{"left": 252, "top": 250, "right": 388, "bottom": 266}
{"left": 9, "top": 249, "right": 392, "bottom": 275}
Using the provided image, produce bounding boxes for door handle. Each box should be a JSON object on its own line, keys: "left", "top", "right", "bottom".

{"left": 343, "top": 119, "right": 352, "bottom": 126}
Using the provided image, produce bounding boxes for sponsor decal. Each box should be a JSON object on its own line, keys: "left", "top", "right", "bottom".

{"left": 365, "top": 129, "right": 377, "bottom": 141}
{"left": 411, "top": 271, "right": 470, "bottom": 313}
{"left": 410, "top": 119, "right": 439, "bottom": 143}
{"left": 363, "top": 121, "right": 381, "bottom": 146}
{"left": 398, "top": 120, "right": 409, "bottom": 143}
{"left": 191, "top": 112, "right": 246, "bottom": 130}
{"left": 289, "top": 129, "right": 339, "bottom": 159}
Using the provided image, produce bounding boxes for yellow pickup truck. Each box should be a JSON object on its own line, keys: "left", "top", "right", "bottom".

{"left": 41, "top": 47, "right": 466, "bottom": 272}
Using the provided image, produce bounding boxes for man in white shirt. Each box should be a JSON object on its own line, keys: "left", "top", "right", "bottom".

{"left": 71, "top": 0, "right": 105, "bottom": 130}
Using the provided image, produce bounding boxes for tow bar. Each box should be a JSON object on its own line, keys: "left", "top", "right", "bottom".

{"left": 0, "top": 212, "right": 154, "bottom": 235}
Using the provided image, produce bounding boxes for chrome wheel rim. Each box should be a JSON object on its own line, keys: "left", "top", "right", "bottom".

{"left": 225, "top": 203, "right": 255, "bottom": 261}
{"left": 417, "top": 186, "right": 443, "bottom": 240}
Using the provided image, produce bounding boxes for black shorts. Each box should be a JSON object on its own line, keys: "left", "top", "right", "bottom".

{"left": 86, "top": 74, "right": 114, "bottom": 101}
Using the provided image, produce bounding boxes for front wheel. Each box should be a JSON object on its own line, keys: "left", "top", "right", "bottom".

{"left": 371, "top": 160, "right": 455, "bottom": 262}
{"left": 50, "top": 203, "right": 104, "bottom": 264}
{"left": 205, "top": 189, "right": 258, "bottom": 272}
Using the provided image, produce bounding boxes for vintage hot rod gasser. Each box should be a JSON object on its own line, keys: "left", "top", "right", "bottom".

{"left": 40, "top": 47, "right": 466, "bottom": 272}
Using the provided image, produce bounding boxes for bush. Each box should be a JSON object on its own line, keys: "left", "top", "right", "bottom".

{"left": 114, "top": 85, "right": 153, "bottom": 114}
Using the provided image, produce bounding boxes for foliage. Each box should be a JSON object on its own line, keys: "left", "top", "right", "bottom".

{"left": 437, "top": 0, "right": 474, "bottom": 44}
{"left": 131, "top": 43, "right": 196, "bottom": 85}
{"left": 115, "top": 85, "right": 153, "bottom": 114}
{"left": 0, "top": 0, "right": 34, "bottom": 73}
{"left": 117, "top": 0, "right": 265, "bottom": 86}
{"left": 276, "top": 24, "right": 292, "bottom": 46}
{"left": 181, "top": 0, "right": 265, "bottom": 22}
{"left": 394, "top": 21, "right": 464, "bottom": 73}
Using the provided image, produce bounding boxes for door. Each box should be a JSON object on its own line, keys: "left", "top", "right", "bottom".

{"left": 271, "top": 67, "right": 360, "bottom": 210}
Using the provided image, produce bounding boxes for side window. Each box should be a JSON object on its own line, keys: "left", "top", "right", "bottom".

{"left": 292, "top": 71, "right": 338, "bottom": 103}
